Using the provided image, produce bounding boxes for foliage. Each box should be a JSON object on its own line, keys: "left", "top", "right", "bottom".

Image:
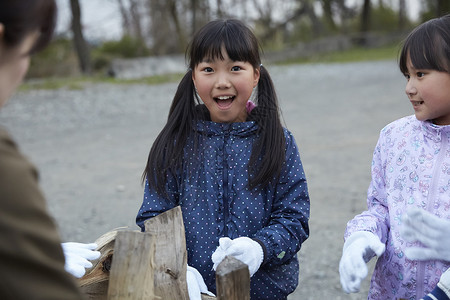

{"left": 91, "top": 35, "right": 151, "bottom": 73}
{"left": 277, "top": 43, "right": 401, "bottom": 65}
{"left": 28, "top": 38, "right": 79, "bottom": 78}
{"left": 371, "top": 4, "right": 409, "bottom": 32}
{"left": 94, "top": 35, "right": 150, "bottom": 58}
{"left": 29, "top": 0, "right": 432, "bottom": 79}
{"left": 21, "top": 44, "right": 401, "bottom": 91}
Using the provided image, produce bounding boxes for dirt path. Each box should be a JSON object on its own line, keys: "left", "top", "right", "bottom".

{"left": 0, "top": 60, "right": 411, "bottom": 299}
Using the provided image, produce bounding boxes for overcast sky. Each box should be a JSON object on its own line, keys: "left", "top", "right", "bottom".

{"left": 55, "top": 0, "right": 422, "bottom": 41}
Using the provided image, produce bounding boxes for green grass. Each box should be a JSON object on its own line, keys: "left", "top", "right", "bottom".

{"left": 277, "top": 43, "right": 402, "bottom": 65}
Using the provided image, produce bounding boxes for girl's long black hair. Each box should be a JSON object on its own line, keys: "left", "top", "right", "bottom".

{"left": 399, "top": 14, "right": 450, "bottom": 74}
{"left": 144, "top": 19, "right": 285, "bottom": 196}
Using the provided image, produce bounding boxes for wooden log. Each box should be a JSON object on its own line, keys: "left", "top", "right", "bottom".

{"left": 144, "top": 206, "right": 189, "bottom": 300}
{"left": 79, "top": 228, "right": 132, "bottom": 299}
{"left": 107, "top": 231, "right": 156, "bottom": 299}
{"left": 215, "top": 256, "right": 250, "bottom": 300}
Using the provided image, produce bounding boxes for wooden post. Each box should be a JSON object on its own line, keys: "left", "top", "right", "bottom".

{"left": 79, "top": 229, "right": 124, "bottom": 299}
{"left": 215, "top": 256, "right": 250, "bottom": 300}
{"left": 144, "top": 206, "right": 189, "bottom": 300}
{"left": 107, "top": 231, "right": 156, "bottom": 299}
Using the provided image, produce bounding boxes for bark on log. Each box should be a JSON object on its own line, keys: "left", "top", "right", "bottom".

{"left": 215, "top": 256, "right": 250, "bottom": 300}
{"left": 144, "top": 206, "right": 189, "bottom": 300}
{"left": 79, "top": 228, "right": 129, "bottom": 299}
{"left": 107, "top": 231, "right": 156, "bottom": 299}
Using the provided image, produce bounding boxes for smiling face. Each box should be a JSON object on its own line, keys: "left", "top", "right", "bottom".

{"left": 404, "top": 54, "right": 450, "bottom": 125}
{"left": 192, "top": 47, "right": 260, "bottom": 123}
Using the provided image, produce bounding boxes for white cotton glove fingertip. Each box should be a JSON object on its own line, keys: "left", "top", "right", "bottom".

{"left": 211, "top": 248, "right": 227, "bottom": 271}
{"left": 225, "top": 237, "right": 263, "bottom": 277}
{"left": 64, "top": 263, "right": 86, "bottom": 278}
{"left": 187, "top": 266, "right": 215, "bottom": 299}
{"left": 438, "top": 268, "right": 450, "bottom": 298}
{"left": 339, "top": 253, "right": 367, "bottom": 293}
{"left": 404, "top": 247, "right": 438, "bottom": 261}
{"left": 186, "top": 269, "right": 201, "bottom": 300}
{"left": 212, "top": 237, "right": 233, "bottom": 271}
{"left": 370, "top": 239, "right": 386, "bottom": 257}
{"left": 218, "top": 237, "right": 233, "bottom": 250}
{"left": 339, "top": 232, "right": 381, "bottom": 294}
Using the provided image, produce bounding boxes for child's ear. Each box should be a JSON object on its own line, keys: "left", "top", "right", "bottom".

{"left": 191, "top": 70, "right": 197, "bottom": 87}
{"left": 253, "top": 67, "right": 260, "bottom": 88}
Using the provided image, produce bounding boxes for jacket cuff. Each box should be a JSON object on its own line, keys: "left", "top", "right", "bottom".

{"left": 252, "top": 238, "right": 268, "bottom": 265}
{"left": 423, "top": 285, "right": 450, "bottom": 300}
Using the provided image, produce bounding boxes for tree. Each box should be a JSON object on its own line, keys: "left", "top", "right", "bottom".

{"left": 70, "top": 0, "right": 91, "bottom": 74}
{"left": 117, "top": 0, "right": 131, "bottom": 36}
{"left": 436, "top": 0, "right": 450, "bottom": 16}
{"left": 360, "top": 0, "right": 371, "bottom": 33}
{"left": 398, "top": 0, "right": 406, "bottom": 30}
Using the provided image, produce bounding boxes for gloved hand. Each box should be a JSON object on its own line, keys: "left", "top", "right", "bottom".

{"left": 211, "top": 237, "right": 264, "bottom": 277}
{"left": 61, "top": 242, "right": 101, "bottom": 278}
{"left": 186, "top": 266, "right": 215, "bottom": 300}
{"left": 438, "top": 268, "right": 450, "bottom": 298}
{"left": 339, "top": 231, "right": 385, "bottom": 293}
{"left": 400, "top": 208, "right": 450, "bottom": 261}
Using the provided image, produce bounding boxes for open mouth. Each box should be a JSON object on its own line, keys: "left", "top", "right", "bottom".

{"left": 411, "top": 100, "right": 424, "bottom": 106}
{"left": 214, "top": 95, "right": 235, "bottom": 108}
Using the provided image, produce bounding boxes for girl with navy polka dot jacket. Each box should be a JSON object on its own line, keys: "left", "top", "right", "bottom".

{"left": 136, "top": 19, "right": 310, "bottom": 300}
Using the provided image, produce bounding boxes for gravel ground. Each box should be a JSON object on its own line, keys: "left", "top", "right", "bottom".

{"left": 0, "top": 60, "right": 411, "bottom": 299}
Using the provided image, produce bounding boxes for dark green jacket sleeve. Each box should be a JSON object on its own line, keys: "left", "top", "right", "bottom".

{"left": 0, "top": 128, "right": 83, "bottom": 299}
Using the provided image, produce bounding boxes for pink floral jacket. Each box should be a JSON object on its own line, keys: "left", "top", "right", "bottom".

{"left": 345, "top": 115, "right": 450, "bottom": 300}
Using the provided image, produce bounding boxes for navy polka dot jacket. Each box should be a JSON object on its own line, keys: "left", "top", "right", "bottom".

{"left": 136, "top": 120, "right": 310, "bottom": 299}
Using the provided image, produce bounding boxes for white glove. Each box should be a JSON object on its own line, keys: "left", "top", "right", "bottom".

{"left": 400, "top": 208, "right": 450, "bottom": 261}
{"left": 211, "top": 237, "right": 264, "bottom": 277}
{"left": 186, "top": 266, "right": 215, "bottom": 300}
{"left": 61, "top": 242, "right": 101, "bottom": 278}
{"left": 339, "top": 231, "right": 385, "bottom": 293}
{"left": 438, "top": 268, "right": 450, "bottom": 298}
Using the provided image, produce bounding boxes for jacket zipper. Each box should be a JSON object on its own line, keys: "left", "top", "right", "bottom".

{"left": 416, "top": 131, "right": 447, "bottom": 297}
{"left": 222, "top": 127, "right": 230, "bottom": 237}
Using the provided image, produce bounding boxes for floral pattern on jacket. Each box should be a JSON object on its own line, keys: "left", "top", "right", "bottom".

{"left": 136, "top": 120, "right": 310, "bottom": 300}
{"left": 345, "top": 115, "right": 450, "bottom": 300}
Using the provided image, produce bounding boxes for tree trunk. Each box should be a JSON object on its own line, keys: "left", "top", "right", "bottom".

{"left": 70, "top": 0, "right": 91, "bottom": 74}
{"left": 437, "top": 0, "right": 450, "bottom": 16}
{"left": 321, "top": 0, "right": 337, "bottom": 31}
{"left": 361, "top": 0, "right": 371, "bottom": 33}
{"left": 398, "top": 0, "right": 406, "bottom": 30}
{"left": 168, "top": 0, "right": 187, "bottom": 52}
{"left": 117, "top": 0, "right": 131, "bottom": 36}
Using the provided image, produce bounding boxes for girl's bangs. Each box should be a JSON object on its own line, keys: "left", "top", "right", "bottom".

{"left": 190, "top": 20, "right": 259, "bottom": 67}
{"left": 400, "top": 17, "right": 450, "bottom": 74}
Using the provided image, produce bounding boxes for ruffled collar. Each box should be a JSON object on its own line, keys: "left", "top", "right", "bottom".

{"left": 195, "top": 120, "right": 258, "bottom": 137}
{"left": 419, "top": 118, "right": 450, "bottom": 142}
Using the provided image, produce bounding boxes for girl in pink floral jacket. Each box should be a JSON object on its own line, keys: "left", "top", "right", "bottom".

{"left": 339, "top": 14, "right": 450, "bottom": 300}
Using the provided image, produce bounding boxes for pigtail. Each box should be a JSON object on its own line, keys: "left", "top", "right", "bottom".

{"left": 248, "top": 65, "right": 285, "bottom": 189}
{"left": 143, "top": 70, "right": 198, "bottom": 197}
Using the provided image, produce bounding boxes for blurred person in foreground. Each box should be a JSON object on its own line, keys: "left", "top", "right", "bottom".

{"left": 0, "top": 1, "right": 98, "bottom": 298}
